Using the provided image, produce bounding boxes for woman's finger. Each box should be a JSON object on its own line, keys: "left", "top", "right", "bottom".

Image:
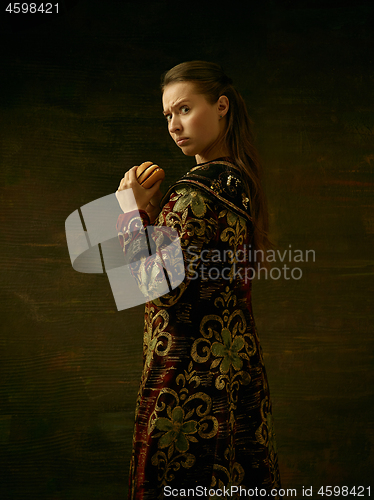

{"left": 128, "top": 165, "right": 140, "bottom": 185}
{"left": 118, "top": 166, "right": 137, "bottom": 191}
{"left": 148, "top": 179, "right": 163, "bottom": 198}
{"left": 118, "top": 178, "right": 126, "bottom": 191}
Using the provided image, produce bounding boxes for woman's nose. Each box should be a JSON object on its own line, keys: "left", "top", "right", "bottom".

{"left": 169, "top": 116, "right": 182, "bottom": 134}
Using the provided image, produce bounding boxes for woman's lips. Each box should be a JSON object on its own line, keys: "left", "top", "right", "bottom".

{"left": 177, "top": 138, "right": 189, "bottom": 146}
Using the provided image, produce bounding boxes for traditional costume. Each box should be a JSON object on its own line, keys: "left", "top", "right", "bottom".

{"left": 116, "top": 158, "right": 281, "bottom": 500}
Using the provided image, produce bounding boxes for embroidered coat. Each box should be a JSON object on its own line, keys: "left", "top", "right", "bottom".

{"left": 116, "top": 159, "right": 281, "bottom": 500}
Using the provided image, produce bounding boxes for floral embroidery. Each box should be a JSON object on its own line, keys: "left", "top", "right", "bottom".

{"left": 149, "top": 370, "right": 218, "bottom": 492}
{"left": 143, "top": 308, "right": 171, "bottom": 369}
{"left": 155, "top": 406, "right": 198, "bottom": 453}
{"left": 173, "top": 186, "right": 209, "bottom": 218}
{"left": 220, "top": 210, "right": 247, "bottom": 263}
{"left": 211, "top": 328, "right": 245, "bottom": 374}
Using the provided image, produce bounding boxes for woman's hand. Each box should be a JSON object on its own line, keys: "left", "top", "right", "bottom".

{"left": 116, "top": 165, "right": 163, "bottom": 218}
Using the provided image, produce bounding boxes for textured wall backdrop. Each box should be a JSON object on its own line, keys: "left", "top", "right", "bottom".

{"left": 0, "top": 1, "right": 373, "bottom": 499}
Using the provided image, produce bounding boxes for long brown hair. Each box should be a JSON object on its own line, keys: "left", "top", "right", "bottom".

{"left": 161, "top": 60, "right": 272, "bottom": 262}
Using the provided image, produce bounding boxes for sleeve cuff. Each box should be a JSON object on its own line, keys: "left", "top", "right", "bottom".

{"left": 116, "top": 209, "right": 150, "bottom": 233}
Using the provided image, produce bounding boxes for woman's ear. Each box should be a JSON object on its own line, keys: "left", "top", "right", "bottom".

{"left": 217, "top": 95, "right": 229, "bottom": 118}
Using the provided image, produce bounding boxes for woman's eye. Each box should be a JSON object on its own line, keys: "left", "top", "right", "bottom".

{"left": 164, "top": 106, "right": 188, "bottom": 122}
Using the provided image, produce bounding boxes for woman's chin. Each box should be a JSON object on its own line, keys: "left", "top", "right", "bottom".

{"left": 180, "top": 147, "right": 196, "bottom": 157}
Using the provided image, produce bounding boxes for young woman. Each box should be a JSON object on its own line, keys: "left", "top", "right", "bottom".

{"left": 116, "top": 61, "right": 282, "bottom": 500}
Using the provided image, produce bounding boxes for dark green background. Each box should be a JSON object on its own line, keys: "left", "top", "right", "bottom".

{"left": 0, "top": 1, "right": 373, "bottom": 498}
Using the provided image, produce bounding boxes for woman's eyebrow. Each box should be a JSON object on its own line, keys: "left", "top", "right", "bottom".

{"left": 163, "top": 99, "right": 190, "bottom": 115}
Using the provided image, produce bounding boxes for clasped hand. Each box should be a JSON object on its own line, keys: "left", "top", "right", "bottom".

{"left": 116, "top": 165, "right": 163, "bottom": 223}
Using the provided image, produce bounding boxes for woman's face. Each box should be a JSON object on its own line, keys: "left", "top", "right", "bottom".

{"left": 162, "top": 81, "right": 229, "bottom": 164}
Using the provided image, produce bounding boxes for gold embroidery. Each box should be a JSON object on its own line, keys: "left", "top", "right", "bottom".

{"left": 174, "top": 186, "right": 211, "bottom": 218}
{"left": 255, "top": 397, "right": 281, "bottom": 493}
{"left": 220, "top": 210, "right": 247, "bottom": 262}
{"left": 143, "top": 308, "right": 171, "bottom": 369}
{"left": 210, "top": 179, "right": 223, "bottom": 194}
{"left": 150, "top": 364, "right": 219, "bottom": 492}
